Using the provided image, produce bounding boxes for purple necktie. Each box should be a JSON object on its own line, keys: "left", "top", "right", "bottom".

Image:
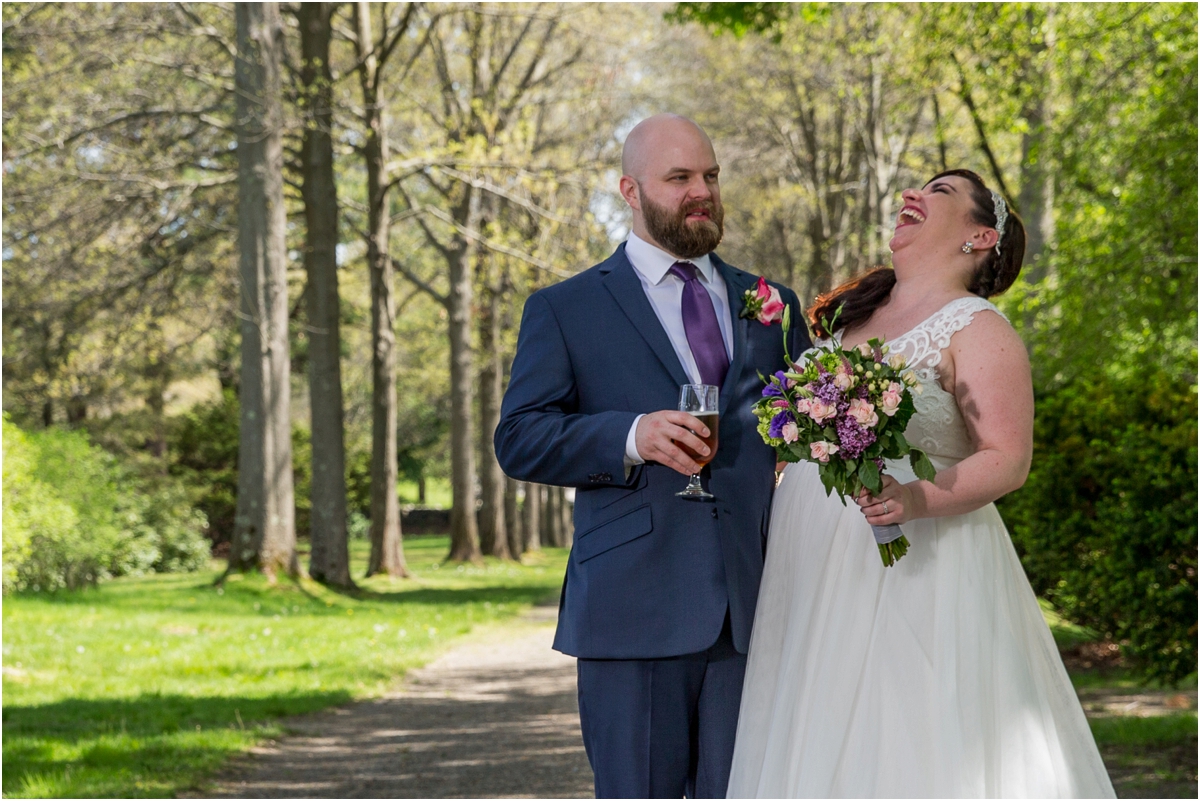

{"left": 669, "top": 261, "right": 729, "bottom": 387}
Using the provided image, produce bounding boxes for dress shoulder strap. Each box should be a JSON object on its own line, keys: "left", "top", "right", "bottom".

{"left": 898, "top": 296, "right": 1008, "bottom": 375}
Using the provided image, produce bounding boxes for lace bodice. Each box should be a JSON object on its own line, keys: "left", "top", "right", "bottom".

{"left": 828, "top": 296, "right": 1007, "bottom": 468}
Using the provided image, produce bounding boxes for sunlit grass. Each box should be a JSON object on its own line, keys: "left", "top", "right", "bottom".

{"left": 2, "top": 537, "right": 568, "bottom": 798}
{"left": 396, "top": 477, "right": 452, "bottom": 507}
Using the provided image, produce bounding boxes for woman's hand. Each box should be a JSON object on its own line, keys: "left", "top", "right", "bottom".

{"left": 855, "top": 475, "right": 917, "bottom": 525}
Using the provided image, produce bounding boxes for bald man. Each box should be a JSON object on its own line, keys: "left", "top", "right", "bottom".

{"left": 496, "top": 114, "right": 811, "bottom": 798}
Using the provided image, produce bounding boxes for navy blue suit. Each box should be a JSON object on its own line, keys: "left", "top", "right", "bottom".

{"left": 495, "top": 244, "right": 810, "bottom": 797}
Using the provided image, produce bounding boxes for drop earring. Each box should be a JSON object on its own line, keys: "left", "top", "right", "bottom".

{"left": 961, "top": 242, "right": 974, "bottom": 254}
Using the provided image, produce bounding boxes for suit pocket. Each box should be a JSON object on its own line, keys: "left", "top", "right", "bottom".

{"left": 574, "top": 504, "right": 653, "bottom": 563}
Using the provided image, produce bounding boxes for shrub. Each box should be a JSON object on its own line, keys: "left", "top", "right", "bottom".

{"left": 2, "top": 416, "right": 210, "bottom": 593}
{"left": 999, "top": 373, "right": 1198, "bottom": 684}
{"left": 170, "top": 390, "right": 314, "bottom": 543}
{"left": 170, "top": 391, "right": 239, "bottom": 545}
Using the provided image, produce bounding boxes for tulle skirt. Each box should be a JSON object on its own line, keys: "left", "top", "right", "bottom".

{"left": 727, "top": 461, "right": 1115, "bottom": 798}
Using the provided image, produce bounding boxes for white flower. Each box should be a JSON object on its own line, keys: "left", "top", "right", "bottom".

{"left": 888, "top": 354, "right": 907, "bottom": 370}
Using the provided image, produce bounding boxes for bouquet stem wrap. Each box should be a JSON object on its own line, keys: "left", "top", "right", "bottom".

{"left": 871, "top": 523, "right": 909, "bottom": 567}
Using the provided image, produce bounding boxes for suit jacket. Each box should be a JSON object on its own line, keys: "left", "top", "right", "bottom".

{"left": 495, "top": 243, "right": 811, "bottom": 659}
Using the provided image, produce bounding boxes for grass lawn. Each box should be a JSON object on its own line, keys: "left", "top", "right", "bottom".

{"left": 2, "top": 537, "right": 569, "bottom": 798}
{"left": 1043, "top": 601, "right": 1198, "bottom": 798}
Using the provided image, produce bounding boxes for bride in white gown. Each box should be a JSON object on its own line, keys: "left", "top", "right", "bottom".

{"left": 727, "top": 170, "right": 1115, "bottom": 798}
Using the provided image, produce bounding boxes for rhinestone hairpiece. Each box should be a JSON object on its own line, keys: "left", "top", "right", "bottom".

{"left": 991, "top": 190, "right": 1008, "bottom": 253}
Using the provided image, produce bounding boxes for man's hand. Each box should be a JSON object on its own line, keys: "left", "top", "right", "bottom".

{"left": 635, "top": 410, "right": 711, "bottom": 476}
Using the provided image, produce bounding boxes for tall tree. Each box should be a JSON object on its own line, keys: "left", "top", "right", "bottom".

{"left": 299, "top": 2, "right": 353, "bottom": 587}
{"left": 228, "top": 2, "right": 296, "bottom": 578}
{"left": 351, "top": 1, "right": 419, "bottom": 577}
{"left": 476, "top": 235, "right": 510, "bottom": 559}
{"left": 392, "top": 4, "right": 601, "bottom": 562}
{"left": 522, "top": 482, "right": 542, "bottom": 552}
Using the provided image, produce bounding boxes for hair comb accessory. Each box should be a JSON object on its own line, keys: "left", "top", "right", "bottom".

{"left": 991, "top": 190, "right": 1008, "bottom": 253}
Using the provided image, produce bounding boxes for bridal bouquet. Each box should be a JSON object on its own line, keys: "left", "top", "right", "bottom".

{"left": 754, "top": 307, "right": 936, "bottom": 566}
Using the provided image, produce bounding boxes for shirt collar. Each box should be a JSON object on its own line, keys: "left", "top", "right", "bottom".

{"left": 626, "top": 230, "right": 715, "bottom": 286}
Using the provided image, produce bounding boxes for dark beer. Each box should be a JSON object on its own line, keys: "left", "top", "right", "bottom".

{"left": 680, "top": 412, "right": 719, "bottom": 467}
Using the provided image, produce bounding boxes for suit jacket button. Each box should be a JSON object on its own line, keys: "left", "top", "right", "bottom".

{"left": 711, "top": 508, "right": 719, "bottom": 519}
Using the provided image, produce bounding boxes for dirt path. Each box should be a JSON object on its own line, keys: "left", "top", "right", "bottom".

{"left": 207, "top": 604, "right": 593, "bottom": 799}
{"left": 204, "top": 604, "right": 1195, "bottom": 799}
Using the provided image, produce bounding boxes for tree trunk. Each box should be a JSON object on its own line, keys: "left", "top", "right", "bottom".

{"left": 557, "top": 486, "right": 573, "bottom": 548}
{"left": 505, "top": 477, "right": 522, "bottom": 559}
{"left": 1018, "top": 6, "right": 1056, "bottom": 287}
{"left": 229, "top": 2, "right": 296, "bottom": 579}
{"left": 542, "top": 483, "right": 561, "bottom": 547}
{"left": 300, "top": 2, "right": 353, "bottom": 587}
{"left": 355, "top": 1, "right": 408, "bottom": 578}
{"left": 446, "top": 185, "right": 483, "bottom": 563}
{"left": 523, "top": 482, "right": 541, "bottom": 552}
{"left": 476, "top": 253, "right": 509, "bottom": 559}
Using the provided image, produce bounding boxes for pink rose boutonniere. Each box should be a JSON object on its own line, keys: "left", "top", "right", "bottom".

{"left": 739, "top": 277, "right": 785, "bottom": 325}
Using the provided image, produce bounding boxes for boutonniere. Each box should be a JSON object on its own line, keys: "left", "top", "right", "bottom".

{"left": 739, "top": 276, "right": 785, "bottom": 325}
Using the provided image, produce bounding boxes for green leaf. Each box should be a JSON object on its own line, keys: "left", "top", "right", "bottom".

{"left": 910, "top": 449, "right": 937, "bottom": 482}
{"left": 858, "top": 458, "right": 883, "bottom": 494}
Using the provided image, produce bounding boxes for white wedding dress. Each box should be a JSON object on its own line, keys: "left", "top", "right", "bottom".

{"left": 727, "top": 297, "right": 1115, "bottom": 798}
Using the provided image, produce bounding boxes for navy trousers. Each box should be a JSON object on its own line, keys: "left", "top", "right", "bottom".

{"left": 576, "top": 614, "right": 747, "bottom": 799}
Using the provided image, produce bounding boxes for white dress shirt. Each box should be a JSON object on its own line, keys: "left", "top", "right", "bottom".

{"left": 622, "top": 231, "right": 734, "bottom": 466}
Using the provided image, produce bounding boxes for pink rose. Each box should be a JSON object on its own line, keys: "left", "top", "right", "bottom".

{"left": 810, "top": 440, "right": 840, "bottom": 463}
{"left": 847, "top": 398, "right": 879, "bottom": 427}
{"left": 880, "top": 390, "right": 902, "bottom": 417}
{"left": 833, "top": 363, "right": 855, "bottom": 391}
{"left": 794, "top": 397, "right": 812, "bottom": 416}
{"left": 755, "top": 277, "right": 785, "bottom": 325}
{"left": 781, "top": 421, "right": 799, "bottom": 444}
{"left": 807, "top": 399, "right": 837, "bottom": 423}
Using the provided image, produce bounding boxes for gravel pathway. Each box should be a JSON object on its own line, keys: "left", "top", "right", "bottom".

{"left": 208, "top": 604, "right": 593, "bottom": 798}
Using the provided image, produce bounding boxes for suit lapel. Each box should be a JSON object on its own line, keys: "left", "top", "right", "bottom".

{"left": 714, "top": 255, "right": 754, "bottom": 415}
{"left": 601, "top": 245, "right": 691, "bottom": 388}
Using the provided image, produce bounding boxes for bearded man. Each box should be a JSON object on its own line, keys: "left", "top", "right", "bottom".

{"left": 495, "top": 114, "right": 811, "bottom": 798}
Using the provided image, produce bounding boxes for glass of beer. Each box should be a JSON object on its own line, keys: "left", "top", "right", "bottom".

{"left": 676, "top": 384, "right": 719, "bottom": 500}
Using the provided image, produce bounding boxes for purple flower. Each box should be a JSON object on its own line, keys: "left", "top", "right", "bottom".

{"left": 761, "top": 371, "right": 791, "bottom": 398}
{"left": 769, "top": 410, "right": 795, "bottom": 439}
{"left": 812, "top": 378, "right": 848, "bottom": 412}
{"left": 836, "top": 415, "right": 877, "bottom": 459}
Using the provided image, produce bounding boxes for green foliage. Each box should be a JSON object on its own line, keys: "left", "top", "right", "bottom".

{"left": 999, "top": 374, "right": 1198, "bottom": 685}
{"left": 2, "top": 538, "right": 570, "bottom": 798}
{"left": 170, "top": 392, "right": 240, "bottom": 546}
{"left": 667, "top": 2, "right": 804, "bottom": 39}
{"left": 2, "top": 417, "right": 209, "bottom": 593}
{"left": 1089, "top": 713, "right": 1198, "bottom": 749}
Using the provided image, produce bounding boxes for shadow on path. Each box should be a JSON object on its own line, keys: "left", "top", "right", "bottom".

{"left": 206, "top": 610, "right": 593, "bottom": 799}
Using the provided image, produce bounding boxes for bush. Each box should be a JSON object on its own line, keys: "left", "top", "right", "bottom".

{"left": 999, "top": 373, "right": 1198, "bottom": 684}
{"left": 2, "top": 416, "right": 210, "bottom": 593}
{"left": 170, "top": 390, "right": 314, "bottom": 544}
{"left": 170, "top": 391, "right": 239, "bottom": 545}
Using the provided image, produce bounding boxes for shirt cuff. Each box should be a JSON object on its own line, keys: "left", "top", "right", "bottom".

{"left": 624, "top": 414, "right": 646, "bottom": 468}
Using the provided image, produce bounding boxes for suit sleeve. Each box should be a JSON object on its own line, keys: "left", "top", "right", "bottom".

{"left": 494, "top": 291, "right": 639, "bottom": 489}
